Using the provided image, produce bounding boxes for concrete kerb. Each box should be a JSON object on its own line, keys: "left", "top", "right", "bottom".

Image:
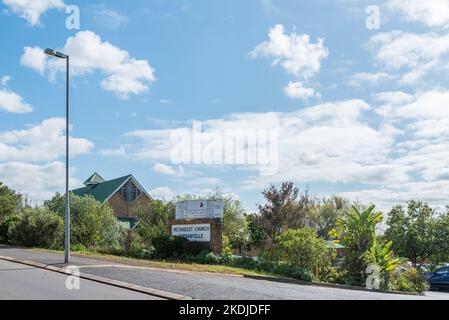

{"left": 243, "top": 274, "right": 424, "bottom": 296}
{"left": 0, "top": 255, "right": 192, "bottom": 300}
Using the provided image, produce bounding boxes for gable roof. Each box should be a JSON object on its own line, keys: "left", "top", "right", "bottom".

{"left": 83, "top": 172, "right": 106, "bottom": 186}
{"left": 72, "top": 174, "right": 133, "bottom": 204}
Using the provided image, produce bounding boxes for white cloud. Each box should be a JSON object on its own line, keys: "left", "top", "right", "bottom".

{"left": 0, "top": 118, "right": 93, "bottom": 202}
{"left": 149, "top": 186, "right": 174, "bottom": 200}
{"left": 20, "top": 47, "right": 48, "bottom": 74}
{"left": 368, "top": 30, "right": 449, "bottom": 84}
{"left": 250, "top": 24, "right": 329, "bottom": 79}
{"left": 21, "top": 31, "right": 156, "bottom": 99}
{"left": 160, "top": 99, "right": 174, "bottom": 105}
{"left": 0, "top": 118, "right": 94, "bottom": 162}
{"left": 0, "top": 161, "right": 81, "bottom": 202}
{"left": 3, "top": 0, "right": 65, "bottom": 26}
{"left": 284, "top": 81, "right": 320, "bottom": 100}
{"left": 120, "top": 91, "right": 449, "bottom": 207}
{"left": 98, "top": 146, "right": 126, "bottom": 157}
{"left": 387, "top": 0, "right": 449, "bottom": 28}
{"left": 346, "top": 72, "right": 394, "bottom": 87}
{"left": 153, "top": 162, "right": 177, "bottom": 176}
{"left": 0, "top": 76, "right": 33, "bottom": 113}
{"left": 250, "top": 24, "right": 328, "bottom": 99}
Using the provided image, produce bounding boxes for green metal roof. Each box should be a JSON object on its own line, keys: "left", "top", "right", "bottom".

{"left": 71, "top": 174, "right": 132, "bottom": 203}
{"left": 325, "top": 241, "right": 346, "bottom": 249}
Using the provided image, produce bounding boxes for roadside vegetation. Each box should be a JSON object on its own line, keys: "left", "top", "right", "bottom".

{"left": 1, "top": 180, "right": 448, "bottom": 294}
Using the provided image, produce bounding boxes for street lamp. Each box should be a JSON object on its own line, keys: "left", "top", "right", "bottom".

{"left": 44, "top": 48, "right": 70, "bottom": 264}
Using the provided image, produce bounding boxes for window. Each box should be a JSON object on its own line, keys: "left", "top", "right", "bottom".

{"left": 120, "top": 181, "right": 141, "bottom": 203}
{"left": 435, "top": 267, "right": 449, "bottom": 275}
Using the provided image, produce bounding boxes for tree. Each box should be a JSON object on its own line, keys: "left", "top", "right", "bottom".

{"left": 0, "top": 182, "right": 22, "bottom": 222}
{"left": 272, "top": 228, "right": 336, "bottom": 279}
{"left": 134, "top": 199, "right": 175, "bottom": 246}
{"left": 384, "top": 201, "right": 441, "bottom": 265}
{"left": 311, "top": 196, "right": 349, "bottom": 239}
{"left": 329, "top": 205, "right": 383, "bottom": 285}
{"left": 257, "top": 182, "right": 315, "bottom": 245}
{"left": 8, "top": 207, "right": 63, "bottom": 248}
{"left": 44, "top": 193, "right": 121, "bottom": 248}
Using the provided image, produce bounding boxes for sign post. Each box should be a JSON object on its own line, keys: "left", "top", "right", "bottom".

{"left": 170, "top": 200, "right": 224, "bottom": 254}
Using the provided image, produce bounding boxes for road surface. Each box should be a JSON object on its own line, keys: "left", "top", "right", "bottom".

{"left": 0, "top": 259, "right": 161, "bottom": 300}
{"left": 1, "top": 246, "right": 448, "bottom": 300}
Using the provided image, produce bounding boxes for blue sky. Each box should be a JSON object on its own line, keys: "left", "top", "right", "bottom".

{"left": 1, "top": 0, "right": 449, "bottom": 212}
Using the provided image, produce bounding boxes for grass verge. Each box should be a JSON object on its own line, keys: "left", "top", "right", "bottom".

{"left": 32, "top": 248, "right": 278, "bottom": 277}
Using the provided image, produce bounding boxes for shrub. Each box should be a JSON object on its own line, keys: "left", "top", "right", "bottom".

{"left": 152, "top": 235, "right": 188, "bottom": 259}
{"left": 230, "top": 256, "right": 259, "bottom": 270}
{"left": 44, "top": 194, "right": 121, "bottom": 249}
{"left": 392, "top": 267, "right": 430, "bottom": 293}
{"left": 0, "top": 215, "right": 19, "bottom": 244}
{"left": 272, "top": 228, "right": 336, "bottom": 280}
{"left": 183, "top": 241, "right": 210, "bottom": 257}
{"left": 120, "top": 229, "right": 147, "bottom": 259}
{"left": 134, "top": 200, "right": 175, "bottom": 246}
{"left": 8, "top": 208, "right": 63, "bottom": 248}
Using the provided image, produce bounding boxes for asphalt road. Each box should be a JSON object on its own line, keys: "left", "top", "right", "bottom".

{"left": 1, "top": 246, "right": 449, "bottom": 300}
{"left": 0, "top": 259, "right": 161, "bottom": 300}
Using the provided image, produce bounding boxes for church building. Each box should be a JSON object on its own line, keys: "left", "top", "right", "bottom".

{"left": 71, "top": 173, "right": 152, "bottom": 228}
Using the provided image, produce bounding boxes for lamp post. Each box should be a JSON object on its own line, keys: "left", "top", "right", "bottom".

{"left": 44, "top": 48, "right": 70, "bottom": 264}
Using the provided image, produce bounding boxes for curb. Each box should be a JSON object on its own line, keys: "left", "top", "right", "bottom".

{"left": 243, "top": 274, "right": 424, "bottom": 296}
{"left": 0, "top": 255, "right": 192, "bottom": 300}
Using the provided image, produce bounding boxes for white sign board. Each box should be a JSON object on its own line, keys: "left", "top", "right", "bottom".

{"left": 175, "top": 200, "right": 224, "bottom": 220}
{"left": 171, "top": 224, "right": 211, "bottom": 242}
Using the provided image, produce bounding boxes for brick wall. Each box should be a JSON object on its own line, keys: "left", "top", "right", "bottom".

{"left": 168, "top": 218, "right": 223, "bottom": 254}
{"left": 107, "top": 192, "right": 151, "bottom": 218}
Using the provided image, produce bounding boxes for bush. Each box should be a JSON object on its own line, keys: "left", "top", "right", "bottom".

{"left": 152, "top": 235, "right": 188, "bottom": 259}
{"left": 120, "top": 229, "right": 147, "bottom": 259}
{"left": 8, "top": 208, "right": 63, "bottom": 248}
{"left": 183, "top": 241, "right": 210, "bottom": 256}
{"left": 0, "top": 215, "right": 19, "bottom": 244}
{"left": 392, "top": 267, "right": 430, "bottom": 293}
{"left": 271, "top": 228, "right": 336, "bottom": 280}
{"left": 44, "top": 194, "right": 121, "bottom": 249}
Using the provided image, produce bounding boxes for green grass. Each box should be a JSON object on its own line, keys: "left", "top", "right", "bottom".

{"left": 32, "top": 248, "right": 278, "bottom": 277}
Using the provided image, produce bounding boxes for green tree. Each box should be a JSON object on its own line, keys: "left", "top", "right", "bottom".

{"left": 384, "top": 201, "right": 438, "bottom": 265}
{"left": 8, "top": 207, "right": 63, "bottom": 248}
{"left": 272, "top": 228, "right": 336, "bottom": 279}
{"left": 0, "top": 182, "right": 22, "bottom": 222}
{"left": 329, "top": 205, "right": 383, "bottom": 285}
{"left": 312, "top": 196, "right": 349, "bottom": 239}
{"left": 134, "top": 199, "right": 175, "bottom": 246}
{"left": 257, "top": 182, "right": 315, "bottom": 245}
{"left": 44, "top": 193, "right": 121, "bottom": 248}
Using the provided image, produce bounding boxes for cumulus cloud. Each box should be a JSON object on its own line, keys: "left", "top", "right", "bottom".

{"left": 0, "top": 118, "right": 94, "bottom": 162}
{"left": 120, "top": 90, "right": 449, "bottom": 207}
{"left": 0, "top": 76, "right": 33, "bottom": 113}
{"left": 98, "top": 146, "right": 126, "bottom": 157}
{"left": 153, "top": 162, "right": 177, "bottom": 176}
{"left": 250, "top": 24, "right": 328, "bottom": 79}
{"left": 387, "top": 0, "right": 449, "bottom": 28}
{"left": 0, "top": 161, "right": 81, "bottom": 202}
{"left": 21, "top": 31, "right": 156, "bottom": 99}
{"left": 284, "top": 81, "right": 320, "bottom": 100}
{"left": 368, "top": 30, "right": 449, "bottom": 84}
{"left": 149, "top": 186, "right": 174, "bottom": 200}
{"left": 346, "top": 72, "right": 395, "bottom": 87}
{"left": 3, "top": 0, "right": 65, "bottom": 26}
{"left": 0, "top": 118, "right": 93, "bottom": 202}
{"left": 250, "top": 24, "right": 328, "bottom": 99}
